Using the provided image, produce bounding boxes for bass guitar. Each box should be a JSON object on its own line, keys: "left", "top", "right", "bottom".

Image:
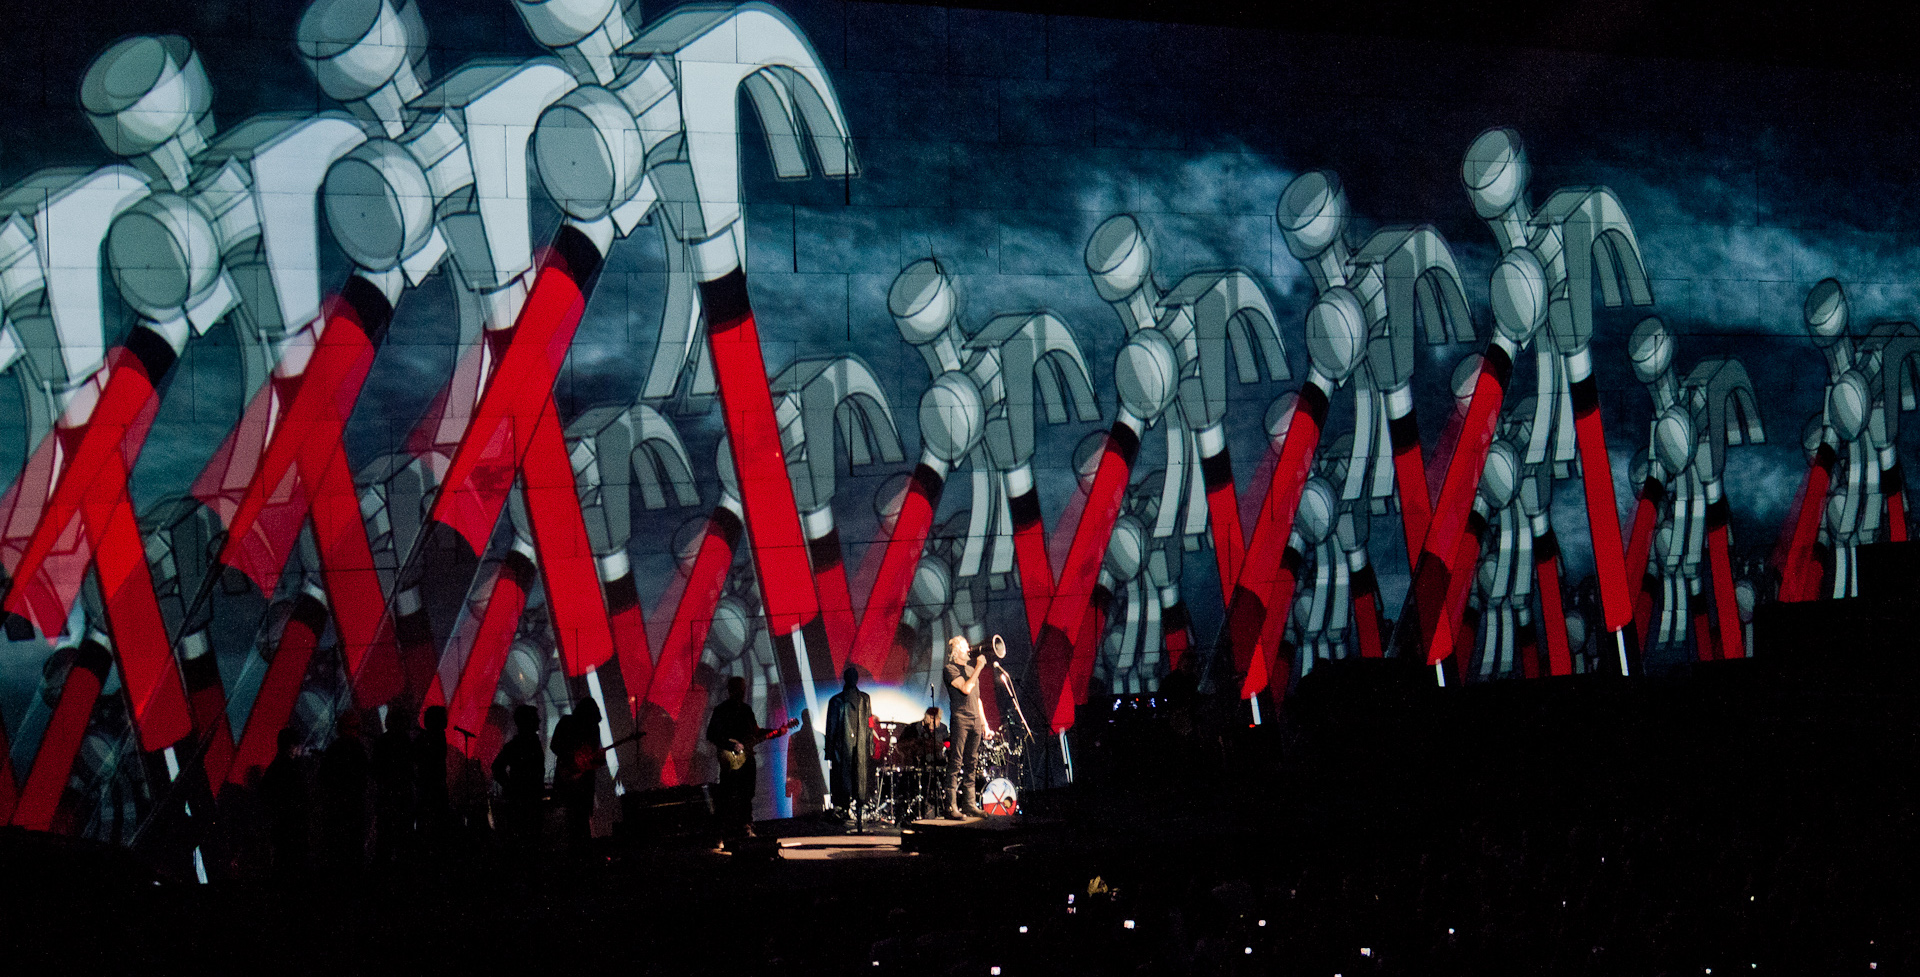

{"left": 555, "top": 730, "right": 647, "bottom": 790}
{"left": 720, "top": 718, "right": 801, "bottom": 771}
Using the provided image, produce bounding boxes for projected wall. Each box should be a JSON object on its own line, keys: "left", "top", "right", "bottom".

{"left": 0, "top": 0, "right": 1901, "bottom": 834}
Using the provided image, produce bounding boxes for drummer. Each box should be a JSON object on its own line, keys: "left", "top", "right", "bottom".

{"left": 904, "top": 707, "right": 948, "bottom": 765}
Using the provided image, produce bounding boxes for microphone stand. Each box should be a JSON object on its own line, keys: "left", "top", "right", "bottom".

{"left": 993, "top": 663, "right": 1036, "bottom": 796}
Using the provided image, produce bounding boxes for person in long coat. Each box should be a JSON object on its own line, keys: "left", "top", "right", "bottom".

{"left": 823, "top": 665, "right": 873, "bottom": 824}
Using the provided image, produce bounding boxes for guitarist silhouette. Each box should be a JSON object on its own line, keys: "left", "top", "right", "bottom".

{"left": 551, "top": 699, "right": 605, "bottom": 850}
{"left": 706, "top": 676, "right": 797, "bottom": 838}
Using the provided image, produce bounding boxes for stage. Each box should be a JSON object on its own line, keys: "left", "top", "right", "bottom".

{"left": 7, "top": 657, "right": 1920, "bottom": 975}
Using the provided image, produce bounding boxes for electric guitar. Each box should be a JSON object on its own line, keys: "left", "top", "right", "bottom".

{"left": 555, "top": 730, "right": 646, "bottom": 788}
{"left": 720, "top": 718, "right": 801, "bottom": 771}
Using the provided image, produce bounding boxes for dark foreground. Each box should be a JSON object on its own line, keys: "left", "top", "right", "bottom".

{"left": 4, "top": 658, "right": 1917, "bottom": 976}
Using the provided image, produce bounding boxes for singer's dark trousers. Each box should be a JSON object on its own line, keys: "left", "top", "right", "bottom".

{"left": 946, "top": 720, "right": 984, "bottom": 804}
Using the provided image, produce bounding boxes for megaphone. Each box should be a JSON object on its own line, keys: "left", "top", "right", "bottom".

{"left": 990, "top": 634, "right": 1007, "bottom": 660}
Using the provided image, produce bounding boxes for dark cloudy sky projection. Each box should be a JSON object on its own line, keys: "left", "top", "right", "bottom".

{"left": 1, "top": 0, "right": 1916, "bottom": 739}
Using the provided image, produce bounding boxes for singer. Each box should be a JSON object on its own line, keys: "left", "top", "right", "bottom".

{"left": 942, "top": 636, "right": 991, "bottom": 819}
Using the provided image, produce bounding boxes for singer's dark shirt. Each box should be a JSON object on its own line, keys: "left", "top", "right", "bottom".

{"left": 945, "top": 658, "right": 984, "bottom": 727}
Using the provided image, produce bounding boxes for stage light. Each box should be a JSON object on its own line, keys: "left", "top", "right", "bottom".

{"left": 1124, "top": 920, "right": 1135, "bottom": 929}
{"left": 1361, "top": 948, "right": 1371, "bottom": 957}
{"left": 1068, "top": 908, "right": 1076, "bottom": 915}
{"left": 1244, "top": 948, "right": 1251, "bottom": 955}
{"left": 1018, "top": 926, "right": 1028, "bottom": 934}
{"left": 1258, "top": 920, "right": 1267, "bottom": 927}
{"left": 1447, "top": 928, "right": 1455, "bottom": 935}
{"left": 991, "top": 968, "right": 1001, "bottom": 975}
{"left": 1068, "top": 894, "right": 1075, "bottom": 904}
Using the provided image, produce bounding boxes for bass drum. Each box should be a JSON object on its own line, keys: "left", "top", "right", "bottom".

{"left": 981, "top": 777, "right": 1018, "bottom": 816}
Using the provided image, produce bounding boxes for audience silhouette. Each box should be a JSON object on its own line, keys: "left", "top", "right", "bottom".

{"left": 550, "top": 698, "right": 605, "bottom": 851}
{"left": 413, "top": 706, "right": 452, "bottom": 853}
{"left": 370, "top": 708, "right": 414, "bottom": 865}
{"left": 317, "top": 711, "right": 370, "bottom": 871}
{"left": 492, "top": 704, "right": 546, "bottom": 852}
{"left": 258, "top": 726, "right": 309, "bottom": 879}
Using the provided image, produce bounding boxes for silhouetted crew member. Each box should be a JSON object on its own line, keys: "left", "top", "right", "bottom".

{"left": 414, "top": 706, "right": 452, "bottom": 850}
{"left": 491, "top": 704, "right": 545, "bottom": 850}
{"left": 1161, "top": 652, "right": 1199, "bottom": 736}
{"left": 707, "top": 676, "right": 772, "bottom": 838}
{"left": 259, "top": 726, "right": 310, "bottom": 877}
{"left": 317, "top": 711, "right": 370, "bottom": 870}
{"left": 371, "top": 708, "right": 414, "bottom": 864}
{"left": 944, "top": 636, "right": 989, "bottom": 819}
{"left": 550, "top": 698, "right": 604, "bottom": 849}
{"left": 824, "top": 665, "right": 874, "bottom": 824}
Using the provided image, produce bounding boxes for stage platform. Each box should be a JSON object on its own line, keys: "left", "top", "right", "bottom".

{"left": 900, "top": 814, "right": 1062, "bottom": 856}
{"left": 718, "top": 811, "right": 1063, "bottom": 860}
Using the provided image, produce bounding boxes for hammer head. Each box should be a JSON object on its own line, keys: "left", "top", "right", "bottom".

{"left": 707, "top": 594, "right": 756, "bottom": 664}
{"left": 420, "top": 60, "right": 581, "bottom": 293}
{"left": 623, "top": 3, "right": 856, "bottom": 256}
{"left": 1114, "top": 329, "right": 1180, "bottom": 425}
{"left": 1829, "top": 369, "right": 1871, "bottom": 444}
{"left": 919, "top": 372, "right": 986, "bottom": 468}
{"left": 1653, "top": 404, "right": 1695, "bottom": 479}
{"left": 297, "top": 0, "right": 430, "bottom": 139}
{"left": 107, "top": 193, "right": 230, "bottom": 327}
{"left": 323, "top": 139, "right": 440, "bottom": 275}
{"left": 1864, "top": 321, "right": 1920, "bottom": 444}
{"left": 1628, "top": 316, "right": 1674, "bottom": 387}
{"left": 1303, "top": 286, "right": 1365, "bottom": 387}
{"left": 1159, "top": 269, "right": 1291, "bottom": 428}
{"left": 565, "top": 401, "right": 700, "bottom": 554}
{"left": 81, "top": 35, "right": 215, "bottom": 192}
{"left": 1297, "top": 476, "right": 1336, "bottom": 548}
{"left": 770, "top": 356, "right": 906, "bottom": 514}
{"left": 966, "top": 312, "right": 1102, "bottom": 471}
{"left": 1479, "top": 441, "right": 1521, "bottom": 512}
{"left": 1804, "top": 278, "right": 1850, "bottom": 346}
{"left": 514, "top": 0, "right": 640, "bottom": 86}
{"left": 907, "top": 551, "right": 954, "bottom": 624}
{"left": 1462, "top": 128, "right": 1529, "bottom": 220}
{"left": 1534, "top": 187, "right": 1655, "bottom": 355}
{"left": 0, "top": 166, "right": 153, "bottom": 393}
{"left": 1489, "top": 247, "right": 1548, "bottom": 349}
{"left": 1086, "top": 214, "right": 1156, "bottom": 304}
{"left": 1104, "top": 515, "right": 1147, "bottom": 585}
{"left": 1681, "top": 357, "right": 1767, "bottom": 482}
{"left": 1275, "top": 171, "right": 1348, "bottom": 263}
{"left": 1350, "top": 225, "right": 1475, "bottom": 392}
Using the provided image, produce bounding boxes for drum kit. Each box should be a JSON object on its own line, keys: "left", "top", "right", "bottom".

{"left": 865, "top": 721, "right": 1028, "bottom": 822}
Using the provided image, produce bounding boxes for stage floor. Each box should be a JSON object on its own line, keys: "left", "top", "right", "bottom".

{"left": 749, "top": 813, "right": 1050, "bottom": 860}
